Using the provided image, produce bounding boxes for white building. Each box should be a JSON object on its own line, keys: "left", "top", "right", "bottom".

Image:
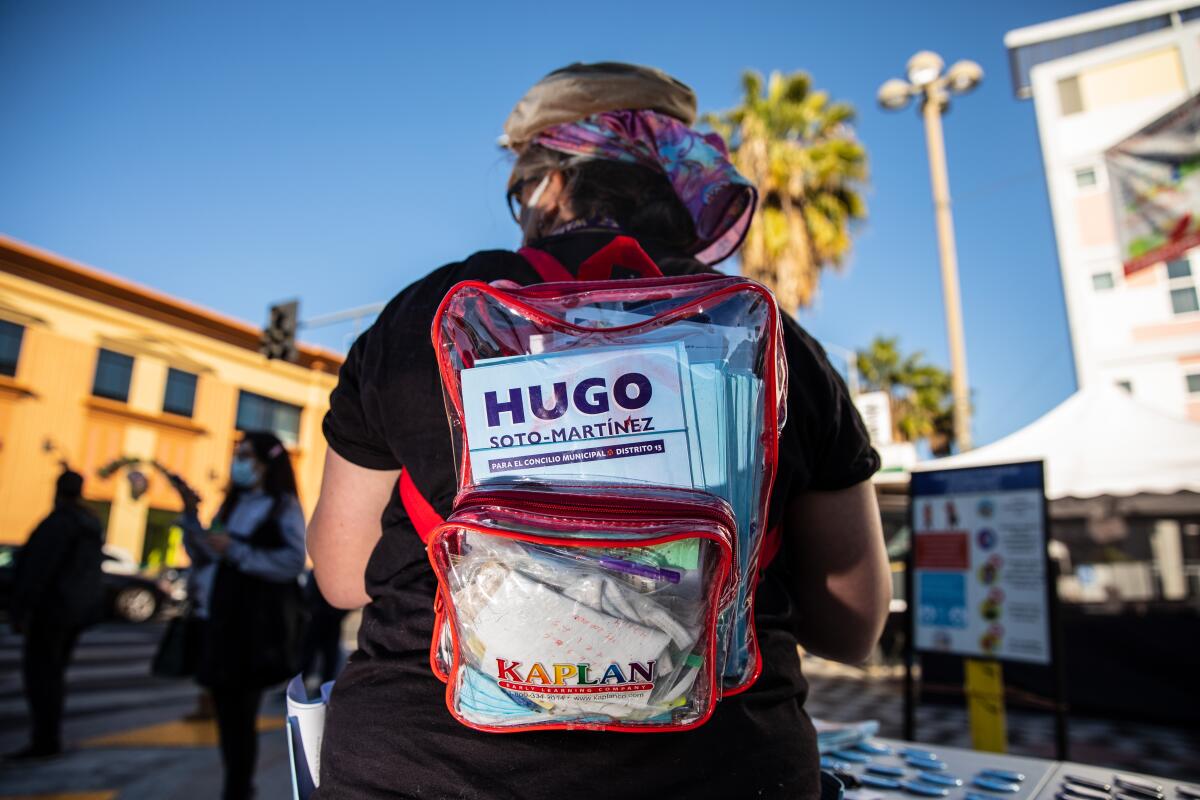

{"left": 1006, "top": 0, "right": 1200, "bottom": 421}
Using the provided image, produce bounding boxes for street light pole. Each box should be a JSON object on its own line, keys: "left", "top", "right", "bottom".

{"left": 879, "top": 51, "right": 982, "bottom": 453}
{"left": 921, "top": 86, "right": 973, "bottom": 452}
{"left": 880, "top": 52, "right": 1001, "bottom": 755}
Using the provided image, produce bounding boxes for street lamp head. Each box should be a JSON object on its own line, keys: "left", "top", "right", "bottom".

{"left": 877, "top": 78, "right": 913, "bottom": 111}
{"left": 945, "top": 59, "right": 984, "bottom": 95}
{"left": 906, "top": 50, "right": 944, "bottom": 87}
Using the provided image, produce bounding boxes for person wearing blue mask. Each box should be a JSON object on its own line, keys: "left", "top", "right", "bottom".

{"left": 179, "top": 431, "right": 307, "bottom": 800}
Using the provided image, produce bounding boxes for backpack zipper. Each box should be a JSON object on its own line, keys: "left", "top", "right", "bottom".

{"left": 453, "top": 488, "right": 736, "bottom": 533}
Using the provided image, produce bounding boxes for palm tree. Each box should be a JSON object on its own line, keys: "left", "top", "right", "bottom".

{"left": 706, "top": 70, "right": 868, "bottom": 313}
{"left": 857, "top": 336, "right": 956, "bottom": 455}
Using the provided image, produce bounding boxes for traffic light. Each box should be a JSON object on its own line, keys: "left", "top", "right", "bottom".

{"left": 261, "top": 300, "right": 299, "bottom": 362}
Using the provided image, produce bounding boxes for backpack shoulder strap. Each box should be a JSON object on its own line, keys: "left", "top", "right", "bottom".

{"left": 519, "top": 236, "right": 663, "bottom": 282}
{"left": 400, "top": 468, "right": 443, "bottom": 544}
{"left": 578, "top": 235, "right": 662, "bottom": 280}
{"left": 517, "top": 247, "right": 574, "bottom": 283}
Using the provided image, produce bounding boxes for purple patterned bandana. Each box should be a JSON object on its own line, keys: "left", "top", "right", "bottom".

{"left": 532, "top": 110, "right": 757, "bottom": 265}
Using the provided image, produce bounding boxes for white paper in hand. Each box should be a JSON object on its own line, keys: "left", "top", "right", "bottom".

{"left": 285, "top": 674, "right": 326, "bottom": 795}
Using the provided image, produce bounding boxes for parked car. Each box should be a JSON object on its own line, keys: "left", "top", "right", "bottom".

{"left": 103, "top": 547, "right": 184, "bottom": 622}
{"left": 0, "top": 543, "right": 180, "bottom": 624}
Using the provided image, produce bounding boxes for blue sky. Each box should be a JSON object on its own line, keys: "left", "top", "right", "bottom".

{"left": 0, "top": 0, "right": 1112, "bottom": 446}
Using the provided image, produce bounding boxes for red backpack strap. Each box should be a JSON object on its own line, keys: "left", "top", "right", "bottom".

{"left": 399, "top": 467, "right": 443, "bottom": 544}
{"left": 578, "top": 235, "right": 663, "bottom": 280}
{"left": 518, "top": 247, "right": 575, "bottom": 283}
{"left": 519, "top": 236, "right": 664, "bottom": 283}
{"left": 757, "top": 523, "right": 783, "bottom": 581}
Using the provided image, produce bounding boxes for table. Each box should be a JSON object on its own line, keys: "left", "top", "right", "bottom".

{"left": 828, "top": 739, "right": 1198, "bottom": 800}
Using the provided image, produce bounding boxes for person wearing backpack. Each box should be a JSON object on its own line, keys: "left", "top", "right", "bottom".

{"left": 180, "top": 432, "right": 307, "bottom": 800}
{"left": 308, "top": 62, "right": 891, "bottom": 799}
{"left": 8, "top": 469, "right": 103, "bottom": 760}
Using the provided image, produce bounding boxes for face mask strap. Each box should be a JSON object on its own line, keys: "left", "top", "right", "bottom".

{"left": 526, "top": 174, "right": 551, "bottom": 209}
{"left": 518, "top": 173, "right": 554, "bottom": 242}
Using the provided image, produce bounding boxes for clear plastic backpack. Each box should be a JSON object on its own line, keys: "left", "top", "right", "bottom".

{"left": 403, "top": 236, "right": 787, "bottom": 732}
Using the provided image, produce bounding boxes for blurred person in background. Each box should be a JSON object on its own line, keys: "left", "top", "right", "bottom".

{"left": 8, "top": 469, "right": 104, "bottom": 760}
{"left": 180, "top": 432, "right": 307, "bottom": 800}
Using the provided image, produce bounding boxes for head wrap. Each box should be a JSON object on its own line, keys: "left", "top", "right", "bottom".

{"left": 503, "top": 62, "right": 697, "bottom": 149}
{"left": 532, "top": 110, "right": 757, "bottom": 265}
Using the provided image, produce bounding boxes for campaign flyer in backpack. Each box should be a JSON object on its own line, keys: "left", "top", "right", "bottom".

{"left": 459, "top": 342, "right": 697, "bottom": 488}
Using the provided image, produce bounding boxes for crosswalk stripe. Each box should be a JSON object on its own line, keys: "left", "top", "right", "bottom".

{"left": 0, "top": 622, "right": 195, "bottom": 737}
{"left": 0, "top": 793, "right": 118, "bottom": 800}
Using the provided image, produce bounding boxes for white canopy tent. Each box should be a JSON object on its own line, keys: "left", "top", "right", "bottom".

{"left": 913, "top": 383, "right": 1200, "bottom": 502}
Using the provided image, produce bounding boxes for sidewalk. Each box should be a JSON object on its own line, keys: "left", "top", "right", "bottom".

{"left": 0, "top": 697, "right": 295, "bottom": 799}
{"left": 0, "top": 624, "right": 294, "bottom": 799}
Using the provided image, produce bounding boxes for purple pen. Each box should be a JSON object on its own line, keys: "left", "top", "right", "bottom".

{"left": 597, "top": 556, "right": 681, "bottom": 584}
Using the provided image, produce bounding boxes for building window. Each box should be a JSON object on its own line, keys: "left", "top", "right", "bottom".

{"left": 236, "top": 390, "right": 301, "bottom": 446}
{"left": 0, "top": 320, "right": 24, "bottom": 377}
{"left": 93, "top": 349, "right": 134, "bottom": 402}
{"left": 1187, "top": 373, "right": 1200, "bottom": 395}
{"left": 1168, "top": 257, "right": 1199, "bottom": 315}
{"left": 1167, "top": 259, "right": 1192, "bottom": 280}
{"left": 1058, "top": 75, "right": 1084, "bottom": 115}
{"left": 1116, "top": 380, "right": 1133, "bottom": 394}
{"left": 1092, "top": 272, "right": 1115, "bottom": 291}
{"left": 1075, "top": 167, "right": 1097, "bottom": 188}
{"left": 163, "top": 368, "right": 198, "bottom": 417}
{"left": 1171, "top": 288, "right": 1199, "bottom": 314}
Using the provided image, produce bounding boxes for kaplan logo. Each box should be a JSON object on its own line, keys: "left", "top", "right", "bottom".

{"left": 484, "top": 373, "right": 653, "bottom": 428}
{"left": 495, "top": 659, "right": 656, "bottom": 695}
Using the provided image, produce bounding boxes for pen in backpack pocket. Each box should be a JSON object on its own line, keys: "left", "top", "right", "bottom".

{"left": 596, "top": 555, "right": 681, "bottom": 584}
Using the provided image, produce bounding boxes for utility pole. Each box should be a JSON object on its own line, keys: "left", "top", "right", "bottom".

{"left": 879, "top": 51, "right": 981, "bottom": 452}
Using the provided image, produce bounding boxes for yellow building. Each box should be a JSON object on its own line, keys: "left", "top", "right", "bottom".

{"left": 0, "top": 235, "right": 342, "bottom": 565}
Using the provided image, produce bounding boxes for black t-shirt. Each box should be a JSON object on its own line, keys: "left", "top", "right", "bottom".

{"left": 317, "top": 231, "right": 879, "bottom": 800}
